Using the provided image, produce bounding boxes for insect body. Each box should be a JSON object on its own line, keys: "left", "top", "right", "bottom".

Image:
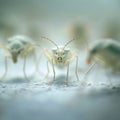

{"left": 0, "top": 35, "right": 37, "bottom": 81}
{"left": 102, "top": 18, "right": 120, "bottom": 41}
{"left": 41, "top": 37, "right": 79, "bottom": 84}
{"left": 68, "top": 22, "right": 89, "bottom": 50}
{"left": 87, "top": 39, "right": 120, "bottom": 72}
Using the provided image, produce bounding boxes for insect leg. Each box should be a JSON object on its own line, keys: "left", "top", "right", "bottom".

{"left": 80, "top": 63, "right": 96, "bottom": 85}
{"left": 51, "top": 59, "right": 55, "bottom": 81}
{"left": 66, "top": 63, "right": 70, "bottom": 85}
{"left": 66, "top": 53, "right": 79, "bottom": 81}
{"left": 22, "top": 46, "right": 38, "bottom": 81}
{"left": 22, "top": 46, "right": 33, "bottom": 57}
{"left": 36, "top": 51, "right": 45, "bottom": 75}
{"left": 75, "top": 56, "right": 79, "bottom": 81}
{"left": 42, "top": 61, "right": 50, "bottom": 80}
{"left": 45, "top": 61, "right": 50, "bottom": 78}
{"left": 32, "top": 51, "right": 38, "bottom": 75}
{"left": 23, "top": 55, "right": 29, "bottom": 81}
{"left": 0, "top": 56, "right": 8, "bottom": 80}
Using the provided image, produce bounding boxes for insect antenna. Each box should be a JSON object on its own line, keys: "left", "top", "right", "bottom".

{"left": 63, "top": 39, "right": 74, "bottom": 49}
{"left": 40, "top": 36, "right": 59, "bottom": 49}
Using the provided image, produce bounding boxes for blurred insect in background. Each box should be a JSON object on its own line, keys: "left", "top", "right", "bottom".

{"left": 0, "top": 35, "right": 38, "bottom": 81}
{"left": 39, "top": 36, "right": 79, "bottom": 85}
{"left": 0, "top": 18, "right": 16, "bottom": 40}
{"left": 87, "top": 39, "right": 120, "bottom": 73}
{"left": 68, "top": 21, "right": 90, "bottom": 51}
{"left": 102, "top": 17, "right": 120, "bottom": 42}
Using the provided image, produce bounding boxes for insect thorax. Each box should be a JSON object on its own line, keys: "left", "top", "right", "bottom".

{"left": 6, "top": 35, "right": 33, "bottom": 60}
{"left": 8, "top": 35, "right": 32, "bottom": 46}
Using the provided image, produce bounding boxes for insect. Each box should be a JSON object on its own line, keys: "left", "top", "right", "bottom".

{"left": 0, "top": 35, "right": 38, "bottom": 81}
{"left": 102, "top": 18, "right": 120, "bottom": 41}
{"left": 0, "top": 18, "right": 16, "bottom": 40}
{"left": 68, "top": 22, "right": 90, "bottom": 50}
{"left": 40, "top": 36, "right": 79, "bottom": 85}
{"left": 87, "top": 39, "right": 120, "bottom": 73}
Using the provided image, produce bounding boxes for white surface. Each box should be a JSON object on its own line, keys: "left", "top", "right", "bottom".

{"left": 0, "top": 50, "right": 120, "bottom": 120}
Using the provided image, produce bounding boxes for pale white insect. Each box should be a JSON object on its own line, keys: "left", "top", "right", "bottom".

{"left": 40, "top": 36, "right": 79, "bottom": 85}
{"left": 0, "top": 35, "right": 37, "bottom": 81}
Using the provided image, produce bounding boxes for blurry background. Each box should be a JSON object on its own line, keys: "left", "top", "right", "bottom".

{"left": 0, "top": 0, "right": 120, "bottom": 41}
{"left": 0, "top": 0, "right": 120, "bottom": 120}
